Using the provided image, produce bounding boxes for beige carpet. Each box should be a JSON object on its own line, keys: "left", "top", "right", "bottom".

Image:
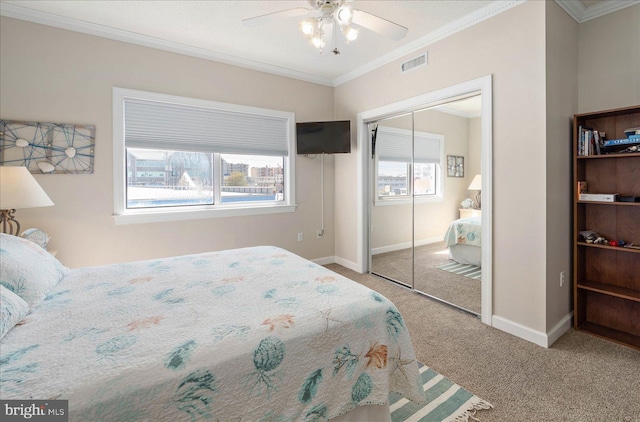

{"left": 371, "top": 241, "right": 481, "bottom": 314}
{"left": 325, "top": 263, "right": 640, "bottom": 422}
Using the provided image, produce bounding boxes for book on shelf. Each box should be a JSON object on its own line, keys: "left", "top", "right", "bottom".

{"left": 603, "top": 134, "right": 640, "bottom": 147}
{"left": 577, "top": 126, "right": 640, "bottom": 155}
{"left": 624, "top": 127, "right": 640, "bottom": 137}
{"left": 577, "top": 125, "right": 588, "bottom": 155}
{"left": 577, "top": 126, "right": 604, "bottom": 156}
{"left": 593, "top": 130, "right": 601, "bottom": 154}
{"left": 577, "top": 181, "right": 587, "bottom": 194}
{"left": 579, "top": 193, "right": 619, "bottom": 202}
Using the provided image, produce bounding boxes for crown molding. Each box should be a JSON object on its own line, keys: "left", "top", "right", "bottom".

{"left": 554, "top": 0, "right": 584, "bottom": 22}
{"left": 0, "top": 1, "right": 525, "bottom": 89}
{"left": 555, "top": 0, "right": 639, "bottom": 23}
{"left": 8, "top": 1, "right": 632, "bottom": 88}
{"left": 332, "top": 0, "right": 525, "bottom": 86}
{"left": 0, "top": 2, "right": 335, "bottom": 87}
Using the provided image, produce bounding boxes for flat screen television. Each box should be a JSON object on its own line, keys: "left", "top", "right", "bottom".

{"left": 296, "top": 120, "right": 351, "bottom": 154}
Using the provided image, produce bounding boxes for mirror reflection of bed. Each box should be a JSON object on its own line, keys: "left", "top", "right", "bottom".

{"left": 445, "top": 215, "right": 482, "bottom": 268}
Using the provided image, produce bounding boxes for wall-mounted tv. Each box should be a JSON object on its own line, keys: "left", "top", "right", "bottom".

{"left": 296, "top": 120, "right": 351, "bottom": 155}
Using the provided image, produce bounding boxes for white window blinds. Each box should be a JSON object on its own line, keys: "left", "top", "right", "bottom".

{"left": 376, "top": 126, "right": 442, "bottom": 163}
{"left": 124, "top": 98, "right": 290, "bottom": 156}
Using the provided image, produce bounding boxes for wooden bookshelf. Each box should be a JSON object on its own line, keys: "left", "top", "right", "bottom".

{"left": 573, "top": 105, "right": 640, "bottom": 350}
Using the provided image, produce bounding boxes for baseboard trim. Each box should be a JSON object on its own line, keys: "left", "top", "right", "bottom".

{"left": 311, "top": 255, "right": 362, "bottom": 273}
{"left": 371, "top": 237, "right": 443, "bottom": 255}
{"left": 312, "top": 256, "right": 335, "bottom": 266}
{"left": 333, "top": 256, "right": 360, "bottom": 272}
{"left": 546, "top": 312, "right": 574, "bottom": 347}
{"left": 492, "top": 316, "right": 548, "bottom": 347}
{"left": 492, "top": 312, "right": 574, "bottom": 348}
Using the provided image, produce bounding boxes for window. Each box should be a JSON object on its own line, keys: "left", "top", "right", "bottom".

{"left": 219, "top": 154, "right": 284, "bottom": 204}
{"left": 374, "top": 125, "right": 443, "bottom": 204}
{"left": 113, "top": 88, "right": 296, "bottom": 224}
{"left": 126, "top": 149, "right": 214, "bottom": 208}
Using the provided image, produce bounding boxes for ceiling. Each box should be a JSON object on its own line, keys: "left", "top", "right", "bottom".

{"left": 0, "top": 0, "right": 635, "bottom": 87}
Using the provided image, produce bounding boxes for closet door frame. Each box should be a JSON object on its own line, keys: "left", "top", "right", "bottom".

{"left": 356, "top": 75, "right": 493, "bottom": 325}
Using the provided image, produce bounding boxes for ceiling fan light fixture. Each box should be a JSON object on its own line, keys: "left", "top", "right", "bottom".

{"left": 335, "top": 4, "right": 353, "bottom": 26}
{"left": 245, "top": 0, "right": 408, "bottom": 55}
{"left": 342, "top": 25, "right": 359, "bottom": 42}
{"left": 299, "top": 18, "right": 317, "bottom": 37}
{"left": 311, "top": 35, "right": 325, "bottom": 49}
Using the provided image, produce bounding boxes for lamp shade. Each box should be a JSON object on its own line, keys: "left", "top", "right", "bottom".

{"left": 0, "top": 166, "right": 54, "bottom": 209}
{"left": 468, "top": 174, "right": 482, "bottom": 191}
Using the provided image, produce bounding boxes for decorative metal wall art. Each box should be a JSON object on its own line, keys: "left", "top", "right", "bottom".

{"left": 446, "top": 155, "right": 464, "bottom": 177}
{"left": 0, "top": 119, "right": 95, "bottom": 174}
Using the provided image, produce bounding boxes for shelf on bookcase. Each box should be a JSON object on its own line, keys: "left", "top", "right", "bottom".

{"left": 577, "top": 280, "right": 640, "bottom": 302}
{"left": 576, "top": 242, "right": 640, "bottom": 253}
{"left": 576, "top": 152, "right": 640, "bottom": 159}
{"left": 576, "top": 322, "right": 640, "bottom": 350}
{"left": 577, "top": 200, "right": 640, "bottom": 206}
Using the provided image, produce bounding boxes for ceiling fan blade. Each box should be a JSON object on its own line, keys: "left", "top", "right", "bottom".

{"left": 351, "top": 9, "right": 408, "bottom": 41}
{"left": 242, "top": 7, "right": 310, "bottom": 27}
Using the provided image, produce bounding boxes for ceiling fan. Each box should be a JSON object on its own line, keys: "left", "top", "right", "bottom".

{"left": 242, "top": 0, "right": 408, "bottom": 55}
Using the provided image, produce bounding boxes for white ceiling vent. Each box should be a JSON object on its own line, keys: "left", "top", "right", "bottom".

{"left": 401, "top": 53, "right": 427, "bottom": 73}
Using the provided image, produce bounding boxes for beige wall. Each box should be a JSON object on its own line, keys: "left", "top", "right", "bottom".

{"left": 467, "top": 117, "right": 482, "bottom": 179}
{"left": 0, "top": 17, "right": 335, "bottom": 268}
{"left": 578, "top": 4, "right": 640, "bottom": 112}
{"left": 335, "top": 1, "right": 550, "bottom": 332}
{"left": 545, "top": 1, "right": 578, "bottom": 333}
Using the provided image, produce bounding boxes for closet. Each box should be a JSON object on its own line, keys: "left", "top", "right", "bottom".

{"left": 368, "top": 95, "right": 484, "bottom": 315}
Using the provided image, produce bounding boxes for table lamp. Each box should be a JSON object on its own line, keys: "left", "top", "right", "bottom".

{"left": 468, "top": 174, "right": 482, "bottom": 209}
{"left": 0, "top": 166, "right": 54, "bottom": 235}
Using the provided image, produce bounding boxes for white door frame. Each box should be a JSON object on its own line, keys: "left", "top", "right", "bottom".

{"left": 356, "top": 75, "right": 493, "bottom": 325}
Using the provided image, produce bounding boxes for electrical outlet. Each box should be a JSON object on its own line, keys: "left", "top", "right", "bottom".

{"left": 316, "top": 230, "right": 323, "bottom": 239}
{"left": 297, "top": 232, "right": 303, "bottom": 242}
{"left": 560, "top": 271, "right": 565, "bottom": 287}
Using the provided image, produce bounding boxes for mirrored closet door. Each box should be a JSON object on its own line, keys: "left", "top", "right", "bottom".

{"left": 369, "top": 112, "right": 414, "bottom": 289}
{"left": 368, "top": 95, "right": 483, "bottom": 315}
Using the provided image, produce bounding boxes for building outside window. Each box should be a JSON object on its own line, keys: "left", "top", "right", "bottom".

{"left": 374, "top": 126, "right": 443, "bottom": 203}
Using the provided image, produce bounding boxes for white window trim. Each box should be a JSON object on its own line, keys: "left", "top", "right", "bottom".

{"left": 112, "top": 87, "right": 296, "bottom": 225}
{"left": 373, "top": 126, "right": 444, "bottom": 206}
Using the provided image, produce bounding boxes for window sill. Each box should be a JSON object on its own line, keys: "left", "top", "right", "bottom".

{"left": 113, "top": 203, "right": 297, "bottom": 225}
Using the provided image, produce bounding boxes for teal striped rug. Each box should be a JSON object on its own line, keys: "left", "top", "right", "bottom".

{"left": 436, "top": 262, "right": 482, "bottom": 281}
{"left": 391, "top": 363, "right": 493, "bottom": 422}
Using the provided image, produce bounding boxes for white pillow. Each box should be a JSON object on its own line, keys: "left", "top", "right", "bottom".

{"left": 0, "top": 284, "right": 30, "bottom": 339}
{"left": 0, "top": 233, "right": 69, "bottom": 308}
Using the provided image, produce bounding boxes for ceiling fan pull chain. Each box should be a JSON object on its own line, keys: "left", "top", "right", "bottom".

{"left": 332, "top": 21, "right": 340, "bottom": 55}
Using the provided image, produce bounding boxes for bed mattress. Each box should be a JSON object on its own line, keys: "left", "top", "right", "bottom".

{"left": 0, "top": 246, "right": 424, "bottom": 421}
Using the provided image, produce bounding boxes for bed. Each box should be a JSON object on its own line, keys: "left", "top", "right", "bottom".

{"left": 443, "top": 216, "right": 482, "bottom": 268}
{"left": 0, "top": 233, "right": 425, "bottom": 421}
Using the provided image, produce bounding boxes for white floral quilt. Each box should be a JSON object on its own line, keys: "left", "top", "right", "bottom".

{"left": 444, "top": 216, "right": 482, "bottom": 248}
{"left": 0, "top": 246, "right": 424, "bottom": 421}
